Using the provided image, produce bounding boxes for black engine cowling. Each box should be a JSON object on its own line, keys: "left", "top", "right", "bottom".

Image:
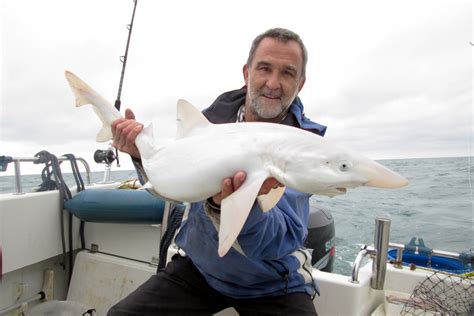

{"left": 304, "top": 205, "right": 335, "bottom": 272}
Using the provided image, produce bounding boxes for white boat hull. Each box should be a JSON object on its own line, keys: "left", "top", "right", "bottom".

{"left": 0, "top": 186, "right": 466, "bottom": 315}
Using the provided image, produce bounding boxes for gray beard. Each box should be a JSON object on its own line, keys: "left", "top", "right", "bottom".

{"left": 249, "top": 98, "right": 290, "bottom": 121}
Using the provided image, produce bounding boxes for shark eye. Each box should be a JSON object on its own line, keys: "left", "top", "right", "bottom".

{"left": 339, "top": 160, "right": 351, "bottom": 172}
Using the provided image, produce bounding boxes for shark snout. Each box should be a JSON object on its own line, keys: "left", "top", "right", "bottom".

{"left": 363, "top": 161, "right": 408, "bottom": 188}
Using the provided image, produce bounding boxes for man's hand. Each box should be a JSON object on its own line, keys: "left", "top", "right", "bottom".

{"left": 212, "top": 171, "right": 283, "bottom": 205}
{"left": 111, "top": 108, "right": 143, "bottom": 158}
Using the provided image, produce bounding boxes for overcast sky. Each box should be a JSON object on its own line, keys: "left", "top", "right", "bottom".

{"left": 1, "top": 0, "right": 472, "bottom": 175}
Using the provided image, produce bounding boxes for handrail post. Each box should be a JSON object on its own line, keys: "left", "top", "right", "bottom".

{"left": 13, "top": 160, "right": 23, "bottom": 195}
{"left": 371, "top": 217, "right": 391, "bottom": 290}
{"left": 75, "top": 158, "right": 91, "bottom": 185}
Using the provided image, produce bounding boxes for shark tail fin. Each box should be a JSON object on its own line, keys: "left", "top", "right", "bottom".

{"left": 96, "top": 126, "right": 113, "bottom": 142}
{"left": 65, "top": 70, "right": 97, "bottom": 107}
{"left": 65, "top": 70, "right": 123, "bottom": 143}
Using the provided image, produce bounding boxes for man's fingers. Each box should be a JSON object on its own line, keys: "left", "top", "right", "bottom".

{"left": 233, "top": 171, "right": 246, "bottom": 191}
{"left": 128, "top": 125, "right": 143, "bottom": 143}
{"left": 259, "top": 178, "right": 283, "bottom": 196}
{"left": 113, "top": 120, "right": 129, "bottom": 148}
{"left": 111, "top": 118, "right": 124, "bottom": 131}
{"left": 213, "top": 172, "right": 281, "bottom": 206}
{"left": 124, "top": 108, "right": 136, "bottom": 120}
{"left": 122, "top": 122, "right": 143, "bottom": 143}
{"left": 221, "top": 178, "right": 233, "bottom": 199}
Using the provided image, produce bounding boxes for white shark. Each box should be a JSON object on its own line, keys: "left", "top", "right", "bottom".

{"left": 65, "top": 70, "right": 408, "bottom": 257}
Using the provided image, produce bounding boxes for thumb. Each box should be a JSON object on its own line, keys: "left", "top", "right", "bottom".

{"left": 125, "top": 108, "right": 136, "bottom": 120}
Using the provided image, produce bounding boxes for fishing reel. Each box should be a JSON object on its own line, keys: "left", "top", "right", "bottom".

{"left": 94, "top": 143, "right": 120, "bottom": 184}
{"left": 94, "top": 148, "right": 117, "bottom": 165}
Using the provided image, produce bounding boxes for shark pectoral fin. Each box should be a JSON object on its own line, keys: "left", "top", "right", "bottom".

{"left": 176, "top": 99, "right": 211, "bottom": 139}
{"left": 257, "top": 186, "right": 286, "bottom": 212}
{"left": 218, "top": 171, "right": 268, "bottom": 257}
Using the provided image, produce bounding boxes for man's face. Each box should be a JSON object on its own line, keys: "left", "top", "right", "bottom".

{"left": 243, "top": 37, "right": 306, "bottom": 122}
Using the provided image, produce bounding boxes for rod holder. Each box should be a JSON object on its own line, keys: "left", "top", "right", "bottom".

{"left": 371, "top": 217, "right": 391, "bottom": 290}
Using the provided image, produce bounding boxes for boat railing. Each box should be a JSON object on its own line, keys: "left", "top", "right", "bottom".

{"left": 350, "top": 218, "right": 464, "bottom": 287}
{"left": 1, "top": 156, "right": 91, "bottom": 195}
{"left": 387, "top": 242, "right": 461, "bottom": 261}
{"left": 350, "top": 217, "right": 390, "bottom": 289}
{"left": 350, "top": 245, "right": 373, "bottom": 284}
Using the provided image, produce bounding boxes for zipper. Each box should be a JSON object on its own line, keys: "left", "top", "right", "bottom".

{"left": 299, "top": 248, "right": 319, "bottom": 299}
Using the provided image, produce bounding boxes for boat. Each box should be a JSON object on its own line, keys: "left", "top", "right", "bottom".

{"left": 0, "top": 154, "right": 472, "bottom": 316}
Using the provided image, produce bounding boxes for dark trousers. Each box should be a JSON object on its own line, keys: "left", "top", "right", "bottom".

{"left": 108, "top": 255, "right": 317, "bottom": 315}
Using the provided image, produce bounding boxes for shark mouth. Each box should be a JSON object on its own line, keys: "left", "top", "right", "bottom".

{"left": 336, "top": 188, "right": 347, "bottom": 194}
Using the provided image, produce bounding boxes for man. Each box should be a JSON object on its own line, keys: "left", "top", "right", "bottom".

{"left": 108, "top": 28, "right": 326, "bottom": 315}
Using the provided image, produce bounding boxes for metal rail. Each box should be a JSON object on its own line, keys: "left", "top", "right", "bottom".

{"left": 350, "top": 246, "right": 371, "bottom": 284}
{"left": 5, "top": 156, "right": 91, "bottom": 194}
{"left": 388, "top": 242, "right": 461, "bottom": 261}
{"left": 350, "top": 219, "right": 463, "bottom": 285}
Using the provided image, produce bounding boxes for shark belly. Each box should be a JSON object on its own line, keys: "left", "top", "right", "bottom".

{"left": 141, "top": 130, "right": 266, "bottom": 203}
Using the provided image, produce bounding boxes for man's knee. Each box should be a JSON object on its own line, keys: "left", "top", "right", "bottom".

{"left": 106, "top": 304, "right": 120, "bottom": 316}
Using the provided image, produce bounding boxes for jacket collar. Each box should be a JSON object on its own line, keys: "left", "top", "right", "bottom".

{"left": 202, "top": 87, "right": 327, "bottom": 136}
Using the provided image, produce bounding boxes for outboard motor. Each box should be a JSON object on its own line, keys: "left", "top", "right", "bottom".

{"left": 304, "top": 205, "right": 335, "bottom": 272}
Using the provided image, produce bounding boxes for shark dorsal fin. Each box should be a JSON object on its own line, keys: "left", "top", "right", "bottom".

{"left": 176, "top": 99, "right": 210, "bottom": 139}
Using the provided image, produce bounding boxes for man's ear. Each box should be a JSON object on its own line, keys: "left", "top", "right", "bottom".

{"left": 242, "top": 64, "right": 248, "bottom": 85}
{"left": 297, "top": 77, "right": 306, "bottom": 92}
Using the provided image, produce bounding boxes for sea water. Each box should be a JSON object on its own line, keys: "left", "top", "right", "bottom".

{"left": 314, "top": 156, "right": 473, "bottom": 274}
{"left": 1, "top": 157, "right": 472, "bottom": 275}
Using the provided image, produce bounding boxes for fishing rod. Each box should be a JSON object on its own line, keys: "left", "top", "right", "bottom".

{"left": 115, "top": 0, "right": 138, "bottom": 111}
{"left": 100, "top": 0, "right": 138, "bottom": 169}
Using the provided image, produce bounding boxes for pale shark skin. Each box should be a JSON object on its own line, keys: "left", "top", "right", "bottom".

{"left": 65, "top": 70, "right": 408, "bottom": 257}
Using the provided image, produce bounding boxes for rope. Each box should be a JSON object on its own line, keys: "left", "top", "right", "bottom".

{"left": 157, "top": 203, "right": 185, "bottom": 272}
{"left": 63, "top": 154, "right": 86, "bottom": 249}
{"left": 62, "top": 154, "right": 85, "bottom": 191}
{"left": 34, "top": 161, "right": 59, "bottom": 192}
{"left": 34, "top": 151, "right": 74, "bottom": 283}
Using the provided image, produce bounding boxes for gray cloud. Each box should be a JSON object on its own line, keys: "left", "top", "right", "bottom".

{"left": 1, "top": 0, "right": 472, "bottom": 175}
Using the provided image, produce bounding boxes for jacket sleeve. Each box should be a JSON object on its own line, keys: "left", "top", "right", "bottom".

{"left": 236, "top": 188, "right": 311, "bottom": 259}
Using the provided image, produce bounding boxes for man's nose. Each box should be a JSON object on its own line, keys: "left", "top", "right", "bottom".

{"left": 265, "top": 72, "right": 281, "bottom": 90}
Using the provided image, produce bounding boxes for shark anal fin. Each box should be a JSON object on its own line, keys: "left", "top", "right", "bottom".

{"left": 257, "top": 186, "right": 286, "bottom": 212}
{"left": 218, "top": 171, "right": 268, "bottom": 257}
